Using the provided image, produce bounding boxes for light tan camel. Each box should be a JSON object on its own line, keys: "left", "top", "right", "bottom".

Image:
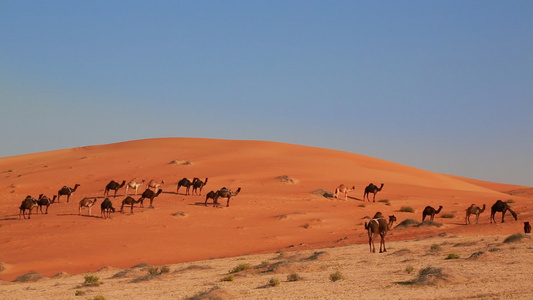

{"left": 465, "top": 204, "right": 486, "bottom": 224}
{"left": 19, "top": 195, "right": 38, "bottom": 220}
{"left": 79, "top": 197, "right": 98, "bottom": 216}
{"left": 120, "top": 196, "right": 142, "bottom": 213}
{"left": 364, "top": 212, "right": 396, "bottom": 253}
{"left": 334, "top": 184, "right": 355, "bottom": 200}
{"left": 363, "top": 183, "right": 384, "bottom": 202}
{"left": 148, "top": 179, "right": 165, "bottom": 191}
{"left": 125, "top": 179, "right": 145, "bottom": 195}
{"left": 422, "top": 205, "right": 442, "bottom": 221}
{"left": 57, "top": 184, "right": 80, "bottom": 203}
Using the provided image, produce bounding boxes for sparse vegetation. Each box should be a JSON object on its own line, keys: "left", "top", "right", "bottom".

{"left": 75, "top": 290, "right": 85, "bottom": 296}
{"left": 400, "top": 206, "right": 415, "bottom": 213}
{"left": 505, "top": 199, "right": 515, "bottom": 203}
{"left": 411, "top": 266, "right": 447, "bottom": 285}
{"left": 221, "top": 275, "right": 234, "bottom": 282}
{"left": 441, "top": 213, "right": 455, "bottom": 218}
{"left": 378, "top": 199, "right": 390, "bottom": 205}
{"left": 268, "top": 278, "right": 281, "bottom": 287}
{"left": 405, "top": 266, "right": 414, "bottom": 274}
{"left": 83, "top": 275, "right": 101, "bottom": 287}
{"left": 329, "top": 270, "right": 345, "bottom": 282}
{"left": 503, "top": 233, "right": 529, "bottom": 243}
{"left": 287, "top": 273, "right": 302, "bottom": 282}
{"left": 92, "top": 296, "right": 106, "bottom": 300}
{"left": 446, "top": 253, "right": 460, "bottom": 260}
{"left": 417, "top": 220, "right": 442, "bottom": 227}
{"left": 229, "top": 263, "right": 251, "bottom": 273}
{"left": 430, "top": 244, "right": 441, "bottom": 251}
{"left": 396, "top": 218, "right": 420, "bottom": 227}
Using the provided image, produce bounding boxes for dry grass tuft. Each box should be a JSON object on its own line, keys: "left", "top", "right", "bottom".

{"left": 13, "top": 271, "right": 46, "bottom": 282}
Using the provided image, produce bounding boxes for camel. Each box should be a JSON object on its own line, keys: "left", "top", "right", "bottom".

{"left": 79, "top": 197, "right": 98, "bottom": 216}
{"left": 120, "top": 196, "right": 142, "bottom": 213}
{"left": 36, "top": 194, "right": 57, "bottom": 214}
{"left": 490, "top": 200, "right": 517, "bottom": 223}
{"left": 363, "top": 183, "right": 384, "bottom": 202}
{"left": 422, "top": 205, "right": 443, "bottom": 221}
{"left": 57, "top": 184, "right": 80, "bottom": 203}
{"left": 19, "top": 195, "right": 38, "bottom": 219}
{"left": 100, "top": 198, "right": 115, "bottom": 218}
{"left": 192, "top": 178, "right": 208, "bottom": 196}
{"left": 125, "top": 179, "right": 145, "bottom": 195}
{"left": 104, "top": 180, "right": 126, "bottom": 197}
{"left": 147, "top": 179, "right": 165, "bottom": 191}
{"left": 465, "top": 204, "right": 486, "bottom": 225}
{"left": 524, "top": 222, "right": 531, "bottom": 234}
{"left": 334, "top": 184, "right": 355, "bottom": 200}
{"left": 177, "top": 178, "right": 195, "bottom": 195}
{"left": 138, "top": 188, "right": 163, "bottom": 208}
{"left": 204, "top": 190, "right": 218, "bottom": 206}
{"left": 211, "top": 187, "right": 241, "bottom": 207}
{"left": 364, "top": 212, "right": 396, "bottom": 253}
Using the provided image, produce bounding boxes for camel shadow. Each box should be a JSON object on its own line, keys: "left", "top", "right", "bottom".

{"left": 0, "top": 216, "right": 19, "bottom": 221}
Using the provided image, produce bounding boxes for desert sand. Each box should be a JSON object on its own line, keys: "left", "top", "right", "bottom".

{"left": 0, "top": 138, "right": 531, "bottom": 299}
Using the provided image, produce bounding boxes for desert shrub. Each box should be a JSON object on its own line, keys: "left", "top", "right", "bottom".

{"left": 75, "top": 290, "right": 85, "bottom": 296}
{"left": 505, "top": 199, "right": 515, "bottom": 203}
{"left": 160, "top": 265, "right": 170, "bottom": 274}
{"left": 396, "top": 218, "right": 420, "bottom": 227}
{"left": 92, "top": 296, "right": 106, "bottom": 300}
{"left": 268, "top": 278, "right": 281, "bottom": 287}
{"left": 399, "top": 206, "right": 415, "bottom": 213}
{"left": 412, "top": 266, "right": 447, "bottom": 285}
{"left": 445, "top": 253, "right": 460, "bottom": 260}
{"left": 405, "top": 266, "right": 414, "bottom": 274}
{"left": 468, "top": 251, "right": 485, "bottom": 259}
{"left": 430, "top": 244, "right": 441, "bottom": 251}
{"left": 148, "top": 266, "right": 160, "bottom": 275}
{"left": 302, "top": 223, "right": 310, "bottom": 229}
{"left": 329, "top": 270, "right": 345, "bottom": 282}
{"left": 229, "top": 263, "right": 251, "bottom": 273}
{"left": 287, "top": 273, "right": 302, "bottom": 282}
{"left": 378, "top": 199, "right": 390, "bottom": 205}
{"left": 358, "top": 204, "right": 366, "bottom": 208}
{"left": 503, "top": 233, "right": 529, "bottom": 243}
{"left": 441, "top": 213, "right": 455, "bottom": 218}
{"left": 221, "top": 275, "right": 234, "bottom": 282}
{"left": 84, "top": 275, "right": 100, "bottom": 287}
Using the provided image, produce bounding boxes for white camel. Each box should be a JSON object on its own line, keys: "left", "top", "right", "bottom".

{"left": 125, "top": 178, "right": 145, "bottom": 195}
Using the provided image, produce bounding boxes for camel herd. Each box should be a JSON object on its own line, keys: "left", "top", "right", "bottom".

{"left": 18, "top": 177, "right": 241, "bottom": 220}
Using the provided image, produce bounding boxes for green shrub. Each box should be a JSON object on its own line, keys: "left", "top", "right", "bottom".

{"left": 405, "top": 266, "right": 414, "bottom": 274}
{"left": 329, "top": 270, "right": 345, "bottom": 282}
{"left": 221, "top": 275, "right": 234, "bottom": 282}
{"left": 268, "top": 278, "right": 281, "bottom": 287}
{"left": 445, "top": 253, "right": 460, "bottom": 260}
{"left": 229, "top": 263, "right": 251, "bottom": 273}
{"left": 75, "top": 290, "right": 85, "bottom": 296}
{"left": 400, "top": 206, "right": 414, "bottom": 213}
{"left": 83, "top": 275, "right": 100, "bottom": 287}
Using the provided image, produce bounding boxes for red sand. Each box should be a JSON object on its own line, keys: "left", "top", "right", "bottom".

{"left": 0, "top": 138, "right": 530, "bottom": 281}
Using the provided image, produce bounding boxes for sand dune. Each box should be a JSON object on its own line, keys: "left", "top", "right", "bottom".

{"left": 0, "top": 138, "right": 531, "bottom": 298}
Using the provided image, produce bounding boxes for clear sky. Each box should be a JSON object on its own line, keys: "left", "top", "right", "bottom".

{"left": 1, "top": 1, "right": 532, "bottom": 186}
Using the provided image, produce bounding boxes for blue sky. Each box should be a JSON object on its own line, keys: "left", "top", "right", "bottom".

{"left": 1, "top": 1, "right": 532, "bottom": 186}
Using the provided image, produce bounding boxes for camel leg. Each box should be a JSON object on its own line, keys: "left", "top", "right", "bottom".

{"left": 226, "top": 197, "right": 231, "bottom": 207}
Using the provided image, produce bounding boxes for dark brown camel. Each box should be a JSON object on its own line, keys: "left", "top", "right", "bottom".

{"left": 57, "top": 184, "right": 80, "bottom": 203}
{"left": 364, "top": 212, "right": 396, "bottom": 253}
{"left": 138, "top": 188, "right": 163, "bottom": 208}
{"left": 104, "top": 180, "right": 126, "bottom": 197}
{"left": 212, "top": 187, "right": 241, "bottom": 207}
{"left": 363, "top": 183, "right": 384, "bottom": 202}
{"left": 465, "top": 204, "right": 486, "bottom": 225}
{"left": 19, "top": 195, "right": 38, "bottom": 219}
{"left": 204, "top": 190, "right": 218, "bottom": 206}
{"left": 422, "top": 205, "right": 443, "bottom": 221}
{"left": 36, "top": 194, "right": 56, "bottom": 214}
{"left": 524, "top": 222, "right": 531, "bottom": 233}
{"left": 120, "top": 196, "right": 142, "bottom": 213}
{"left": 79, "top": 197, "right": 98, "bottom": 216}
{"left": 334, "top": 184, "right": 355, "bottom": 200}
{"left": 192, "top": 178, "right": 208, "bottom": 196}
{"left": 100, "top": 198, "right": 115, "bottom": 219}
{"left": 490, "top": 200, "right": 517, "bottom": 223}
{"left": 177, "top": 178, "right": 195, "bottom": 195}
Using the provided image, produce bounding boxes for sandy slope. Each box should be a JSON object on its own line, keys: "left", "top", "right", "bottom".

{"left": 0, "top": 138, "right": 531, "bottom": 298}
